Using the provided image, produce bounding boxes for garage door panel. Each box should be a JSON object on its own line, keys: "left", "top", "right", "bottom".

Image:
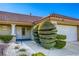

{"left": 57, "top": 25, "right": 77, "bottom": 42}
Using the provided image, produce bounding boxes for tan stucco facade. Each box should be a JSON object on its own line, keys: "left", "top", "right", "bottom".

{"left": 77, "top": 26, "right": 79, "bottom": 41}
{"left": 0, "top": 25, "right": 11, "bottom": 35}
{"left": 0, "top": 12, "right": 79, "bottom": 42}
{"left": 16, "top": 26, "right": 32, "bottom": 39}
{"left": 0, "top": 24, "right": 32, "bottom": 40}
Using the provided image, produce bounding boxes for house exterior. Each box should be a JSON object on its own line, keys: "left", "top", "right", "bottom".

{"left": 0, "top": 11, "right": 41, "bottom": 41}
{"left": 0, "top": 11, "right": 79, "bottom": 42}
{"left": 35, "top": 14, "right": 79, "bottom": 42}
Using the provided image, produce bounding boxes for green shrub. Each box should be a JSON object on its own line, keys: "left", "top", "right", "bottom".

{"left": 19, "top": 54, "right": 27, "bottom": 56}
{"left": 38, "top": 20, "right": 56, "bottom": 30}
{"left": 41, "top": 42, "right": 56, "bottom": 49}
{"left": 32, "top": 24, "right": 41, "bottom": 44}
{"left": 56, "top": 34, "right": 66, "bottom": 40}
{"left": 32, "top": 52, "right": 46, "bottom": 56}
{"left": 32, "top": 19, "right": 67, "bottom": 49}
{"left": 38, "top": 29, "right": 57, "bottom": 35}
{"left": 0, "top": 35, "right": 13, "bottom": 43}
{"left": 39, "top": 34, "right": 57, "bottom": 39}
{"left": 54, "top": 40, "right": 66, "bottom": 49}
{"left": 40, "top": 38, "right": 56, "bottom": 44}
{"left": 19, "top": 48, "right": 26, "bottom": 52}
{"left": 54, "top": 34, "right": 66, "bottom": 49}
{"left": 38, "top": 20, "right": 57, "bottom": 49}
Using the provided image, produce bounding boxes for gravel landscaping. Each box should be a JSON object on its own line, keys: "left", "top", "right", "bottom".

{"left": 0, "top": 41, "right": 79, "bottom": 56}
{"left": 4, "top": 42, "right": 35, "bottom": 56}
{"left": 18, "top": 41, "right": 79, "bottom": 56}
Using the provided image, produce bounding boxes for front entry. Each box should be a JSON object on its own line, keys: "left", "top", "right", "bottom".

{"left": 16, "top": 26, "right": 32, "bottom": 41}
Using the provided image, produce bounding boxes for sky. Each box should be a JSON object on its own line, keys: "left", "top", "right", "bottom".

{"left": 0, "top": 3, "right": 79, "bottom": 19}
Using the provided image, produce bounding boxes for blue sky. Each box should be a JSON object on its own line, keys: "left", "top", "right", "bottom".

{"left": 0, "top": 3, "right": 79, "bottom": 19}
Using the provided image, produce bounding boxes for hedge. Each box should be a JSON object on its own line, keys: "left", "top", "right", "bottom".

{"left": 0, "top": 35, "right": 13, "bottom": 43}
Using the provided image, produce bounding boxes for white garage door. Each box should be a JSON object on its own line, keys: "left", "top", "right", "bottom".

{"left": 56, "top": 25, "right": 77, "bottom": 42}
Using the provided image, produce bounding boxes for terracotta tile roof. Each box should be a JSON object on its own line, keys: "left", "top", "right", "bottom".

{"left": 34, "top": 13, "right": 79, "bottom": 26}
{"left": 0, "top": 11, "right": 42, "bottom": 25}
{"left": 49, "top": 13, "right": 79, "bottom": 21}
{"left": 0, "top": 11, "right": 79, "bottom": 26}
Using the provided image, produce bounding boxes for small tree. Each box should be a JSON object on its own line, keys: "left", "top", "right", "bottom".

{"left": 38, "top": 20, "right": 57, "bottom": 49}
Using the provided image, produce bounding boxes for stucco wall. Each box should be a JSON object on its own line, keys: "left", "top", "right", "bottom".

{"left": 16, "top": 26, "right": 32, "bottom": 39}
{"left": 77, "top": 26, "right": 79, "bottom": 41}
{"left": 0, "top": 25, "right": 32, "bottom": 40}
{"left": 51, "top": 21, "right": 77, "bottom": 42}
{"left": 56, "top": 25, "right": 77, "bottom": 41}
{"left": 0, "top": 25, "right": 11, "bottom": 35}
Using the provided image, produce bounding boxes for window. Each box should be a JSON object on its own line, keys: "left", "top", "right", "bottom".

{"left": 22, "top": 27, "right": 25, "bottom": 35}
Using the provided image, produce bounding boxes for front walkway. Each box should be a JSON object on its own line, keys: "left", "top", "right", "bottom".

{"left": 18, "top": 41, "right": 79, "bottom": 56}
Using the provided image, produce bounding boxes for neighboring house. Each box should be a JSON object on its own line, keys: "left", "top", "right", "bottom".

{"left": 0, "top": 11, "right": 79, "bottom": 42}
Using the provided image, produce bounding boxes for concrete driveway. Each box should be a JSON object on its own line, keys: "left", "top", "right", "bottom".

{"left": 19, "top": 41, "right": 79, "bottom": 56}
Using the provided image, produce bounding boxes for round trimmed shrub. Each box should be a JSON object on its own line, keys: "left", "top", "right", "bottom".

{"left": 32, "top": 19, "right": 66, "bottom": 49}
{"left": 39, "top": 34, "right": 57, "bottom": 39}
{"left": 38, "top": 29, "right": 57, "bottom": 35}
{"left": 32, "top": 24, "right": 40, "bottom": 44}
{"left": 56, "top": 34, "right": 66, "bottom": 41}
{"left": 41, "top": 42, "right": 56, "bottom": 49}
{"left": 38, "top": 20, "right": 57, "bottom": 49}
{"left": 38, "top": 20, "right": 56, "bottom": 30}
{"left": 54, "top": 40, "right": 66, "bottom": 49}
{"left": 54, "top": 34, "right": 66, "bottom": 49}
{"left": 40, "top": 38, "right": 56, "bottom": 44}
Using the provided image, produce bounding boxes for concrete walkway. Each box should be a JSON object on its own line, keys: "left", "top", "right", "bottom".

{"left": 19, "top": 41, "right": 79, "bottom": 56}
